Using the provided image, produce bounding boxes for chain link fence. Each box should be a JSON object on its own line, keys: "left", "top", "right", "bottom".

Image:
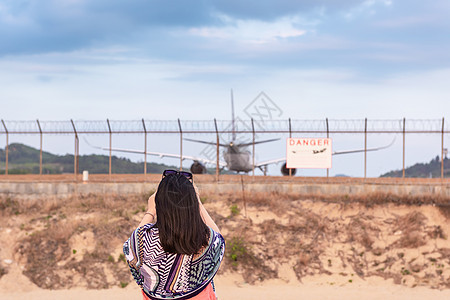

{"left": 1, "top": 118, "right": 449, "bottom": 182}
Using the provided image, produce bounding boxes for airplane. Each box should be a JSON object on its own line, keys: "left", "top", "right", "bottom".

{"left": 313, "top": 148, "right": 327, "bottom": 154}
{"left": 87, "top": 91, "right": 394, "bottom": 176}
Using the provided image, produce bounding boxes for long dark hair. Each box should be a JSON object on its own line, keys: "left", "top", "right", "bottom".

{"left": 155, "top": 174, "right": 209, "bottom": 255}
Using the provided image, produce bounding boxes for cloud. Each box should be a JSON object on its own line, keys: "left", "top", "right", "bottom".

{"left": 212, "top": 0, "right": 363, "bottom": 21}
{"left": 374, "top": 15, "right": 436, "bottom": 28}
{"left": 0, "top": 0, "right": 216, "bottom": 55}
{"left": 0, "top": 0, "right": 367, "bottom": 56}
{"left": 189, "top": 16, "right": 307, "bottom": 44}
{"left": 1, "top": 0, "right": 450, "bottom": 81}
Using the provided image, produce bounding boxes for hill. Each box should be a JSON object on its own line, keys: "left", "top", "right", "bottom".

{"left": 3, "top": 143, "right": 448, "bottom": 177}
{"left": 0, "top": 143, "right": 186, "bottom": 174}
{"left": 380, "top": 155, "right": 450, "bottom": 178}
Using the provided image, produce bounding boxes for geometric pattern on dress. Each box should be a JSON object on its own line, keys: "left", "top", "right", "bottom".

{"left": 124, "top": 223, "right": 225, "bottom": 300}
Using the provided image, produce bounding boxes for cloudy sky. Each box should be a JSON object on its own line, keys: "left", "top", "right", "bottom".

{"left": 1, "top": 0, "right": 449, "bottom": 176}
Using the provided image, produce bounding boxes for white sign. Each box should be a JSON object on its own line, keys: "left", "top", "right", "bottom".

{"left": 286, "top": 138, "right": 332, "bottom": 169}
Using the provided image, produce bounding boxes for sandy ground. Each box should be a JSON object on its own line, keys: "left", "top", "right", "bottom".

{"left": 1, "top": 274, "right": 450, "bottom": 300}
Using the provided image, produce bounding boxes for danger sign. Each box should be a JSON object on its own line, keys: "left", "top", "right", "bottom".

{"left": 286, "top": 138, "right": 332, "bottom": 169}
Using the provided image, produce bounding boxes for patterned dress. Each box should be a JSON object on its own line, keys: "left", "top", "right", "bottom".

{"left": 123, "top": 223, "right": 225, "bottom": 300}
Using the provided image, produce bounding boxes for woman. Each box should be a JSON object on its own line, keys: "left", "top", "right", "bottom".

{"left": 123, "top": 170, "right": 225, "bottom": 300}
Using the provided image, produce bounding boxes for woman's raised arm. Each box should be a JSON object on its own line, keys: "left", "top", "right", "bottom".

{"left": 194, "top": 184, "right": 221, "bottom": 233}
{"left": 138, "top": 191, "right": 157, "bottom": 228}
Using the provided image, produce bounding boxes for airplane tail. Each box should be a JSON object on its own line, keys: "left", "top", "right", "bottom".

{"left": 231, "top": 89, "right": 236, "bottom": 142}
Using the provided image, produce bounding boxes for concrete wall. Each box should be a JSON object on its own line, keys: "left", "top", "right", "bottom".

{"left": 1, "top": 181, "right": 450, "bottom": 199}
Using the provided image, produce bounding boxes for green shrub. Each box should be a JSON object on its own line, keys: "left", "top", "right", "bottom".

{"left": 227, "top": 236, "right": 247, "bottom": 267}
{"left": 230, "top": 204, "right": 240, "bottom": 216}
{"left": 118, "top": 253, "right": 126, "bottom": 263}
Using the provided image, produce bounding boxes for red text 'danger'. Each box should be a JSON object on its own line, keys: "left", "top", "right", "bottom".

{"left": 289, "top": 138, "right": 329, "bottom": 146}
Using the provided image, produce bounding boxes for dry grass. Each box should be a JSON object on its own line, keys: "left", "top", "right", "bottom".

{"left": 224, "top": 235, "right": 277, "bottom": 284}
{"left": 0, "top": 264, "right": 7, "bottom": 279}
{"left": 438, "top": 205, "right": 450, "bottom": 219}
{"left": 394, "top": 212, "right": 427, "bottom": 232}
{"left": 204, "top": 190, "right": 450, "bottom": 215}
{"left": 0, "top": 196, "right": 20, "bottom": 215}
{"left": 346, "top": 217, "right": 377, "bottom": 250}
{"left": 395, "top": 232, "right": 427, "bottom": 248}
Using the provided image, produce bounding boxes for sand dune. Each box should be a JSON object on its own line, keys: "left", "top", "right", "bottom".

{"left": 0, "top": 191, "right": 449, "bottom": 299}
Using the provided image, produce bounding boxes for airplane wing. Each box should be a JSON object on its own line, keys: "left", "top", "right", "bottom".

{"left": 254, "top": 157, "right": 286, "bottom": 168}
{"left": 184, "top": 138, "right": 280, "bottom": 148}
{"left": 332, "top": 138, "right": 396, "bottom": 155}
{"left": 184, "top": 138, "right": 229, "bottom": 147}
{"left": 237, "top": 138, "right": 280, "bottom": 148}
{"left": 84, "top": 138, "right": 227, "bottom": 167}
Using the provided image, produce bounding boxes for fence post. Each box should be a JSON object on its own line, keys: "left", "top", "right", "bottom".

{"left": 402, "top": 118, "right": 406, "bottom": 179}
{"left": 70, "top": 119, "right": 79, "bottom": 180}
{"left": 107, "top": 119, "right": 112, "bottom": 179}
{"left": 364, "top": 118, "right": 367, "bottom": 179}
{"left": 214, "top": 118, "right": 220, "bottom": 182}
{"left": 326, "top": 118, "right": 329, "bottom": 178}
{"left": 1, "top": 120, "right": 8, "bottom": 175}
{"left": 178, "top": 119, "right": 183, "bottom": 171}
{"left": 251, "top": 118, "right": 255, "bottom": 177}
{"left": 288, "top": 118, "right": 292, "bottom": 177}
{"left": 441, "top": 117, "right": 445, "bottom": 179}
{"left": 36, "top": 119, "right": 43, "bottom": 176}
{"left": 142, "top": 119, "right": 147, "bottom": 177}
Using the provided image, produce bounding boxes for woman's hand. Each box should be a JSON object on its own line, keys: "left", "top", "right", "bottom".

{"left": 138, "top": 190, "right": 157, "bottom": 227}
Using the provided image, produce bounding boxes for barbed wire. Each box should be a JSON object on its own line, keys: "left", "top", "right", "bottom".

{"left": 0, "top": 118, "right": 448, "bottom": 134}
